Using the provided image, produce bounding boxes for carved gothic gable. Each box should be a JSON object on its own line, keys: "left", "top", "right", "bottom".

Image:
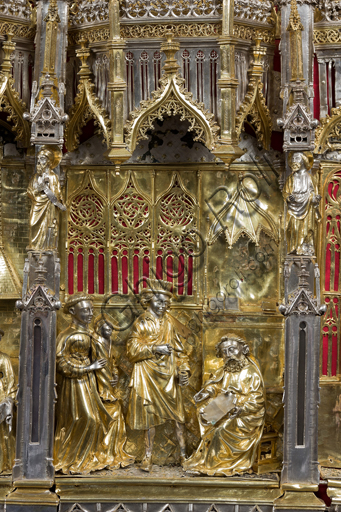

{"left": 125, "top": 73, "right": 219, "bottom": 153}
{"left": 282, "top": 103, "right": 312, "bottom": 133}
{"left": 24, "top": 285, "right": 55, "bottom": 314}
{"left": 284, "top": 288, "right": 320, "bottom": 316}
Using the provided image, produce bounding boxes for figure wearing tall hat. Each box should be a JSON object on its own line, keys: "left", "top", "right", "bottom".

{"left": 54, "top": 294, "right": 132, "bottom": 474}
{"left": 126, "top": 278, "right": 191, "bottom": 472}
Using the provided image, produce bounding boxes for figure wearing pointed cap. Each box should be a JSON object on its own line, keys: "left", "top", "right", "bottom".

{"left": 126, "top": 279, "right": 191, "bottom": 472}
{"left": 54, "top": 294, "right": 132, "bottom": 474}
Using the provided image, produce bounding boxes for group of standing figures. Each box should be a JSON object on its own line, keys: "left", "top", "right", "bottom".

{"left": 54, "top": 278, "right": 266, "bottom": 476}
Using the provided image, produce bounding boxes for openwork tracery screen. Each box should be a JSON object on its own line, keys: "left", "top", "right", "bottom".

{"left": 322, "top": 169, "right": 341, "bottom": 377}
{"left": 66, "top": 170, "right": 198, "bottom": 300}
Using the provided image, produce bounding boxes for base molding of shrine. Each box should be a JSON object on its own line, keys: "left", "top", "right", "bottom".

{"left": 273, "top": 491, "right": 325, "bottom": 511}
{"left": 326, "top": 478, "right": 341, "bottom": 507}
{"left": 0, "top": 475, "right": 329, "bottom": 512}
{"left": 5, "top": 479, "right": 59, "bottom": 512}
{"left": 55, "top": 475, "right": 282, "bottom": 505}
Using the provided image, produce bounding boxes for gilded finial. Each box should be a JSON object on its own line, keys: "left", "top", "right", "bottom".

{"left": 76, "top": 36, "right": 91, "bottom": 79}
{"left": 287, "top": 0, "right": 304, "bottom": 32}
{"left": 1, "top": 31, "right": 16, "bottom": 77}
{"left": 160, "top": 31, "right": 180, "bottom": 75}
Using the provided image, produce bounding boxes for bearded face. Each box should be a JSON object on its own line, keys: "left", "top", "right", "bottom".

{"left": 291, "top": 153, "right": 305, "bottom": 173}
{"left": 224, "top": 358, "right": 247, "bottom": 373}
{"left": 218, "top": 340, "right": 247, "bottom": 372}
{"left": 37, "top": 153, "right": 50, "bottom": 176}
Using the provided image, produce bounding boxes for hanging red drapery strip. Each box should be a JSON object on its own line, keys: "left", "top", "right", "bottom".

{"left": 77, "top": 249, "right": 83, "bottom": 292}
{"left": 98, "top": 249, "right": 104, "bottom": 294}
{"left": 166, "top": 255, "right": 173, "bottom": 291}
{"left": 88, "top": 250, "right": 94, "bottom": 294}
{"left": 178, "top": 253, "right": 185, "bottom": 295}
{"left": 133, "top": 253, "right": 139, "bottom": 294}
{"left": 156, "top": 250, "right": 163, "bottom": 280}
{"left": 313, "top": 55, "right": 320, "bottom": 120}
{"left": 122, "top": 253, "right": 128, "bottom": 294}
{"left": 111, "top": 253, "right": 118, "bottom": 294}
{"left": 68, "top": 251, "right": 74, "bottom": 295}
{"left": 143, "top": 253, "right": 149, "bottom": 288}
{"left": 187, "top": 255, "right": 193, "bottom": 296}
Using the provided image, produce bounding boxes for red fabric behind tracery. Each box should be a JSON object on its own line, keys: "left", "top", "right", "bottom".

{"left": 314, "top": 55, "right": 320, "bottom": 120}
{"left": 77, "top": 251, "right": 83, "bottom": 292}
{"left": 112, "top": 255, "right": 118, "bottom": 294}
{"left": 68, "top": 252, "right": 74, "bottom": 295}
{"left": 98, "top": 251, "right": 104, "bottom": 294}
{"left": 88, "top": 252, "right": 94, "bottom": 294}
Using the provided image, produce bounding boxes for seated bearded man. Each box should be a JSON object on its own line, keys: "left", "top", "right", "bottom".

{"left": 183, "top": 336, "right": 265, "bottom": 476}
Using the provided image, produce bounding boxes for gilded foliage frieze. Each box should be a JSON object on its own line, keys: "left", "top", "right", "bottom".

{"left": 314, "top": 25, "right": 341, "bottom": 44}
{"left": 68, "top": 22, "right": 274, "bottom": 45}
{"left": 0, "top": 21, "right": 35, "bottom": 40}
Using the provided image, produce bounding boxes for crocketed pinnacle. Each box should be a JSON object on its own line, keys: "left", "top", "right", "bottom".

{"left": 287, "top": 0, "right": 304, "bottom": 81}
{"left": 287, "top": 0, "right": 304, "bottom": 33}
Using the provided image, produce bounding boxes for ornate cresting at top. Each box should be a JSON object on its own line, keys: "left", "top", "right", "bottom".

{"left": 124, "top": 31, "right": 219, "bottom": 154}
{"left": 69, "top": 0, "right": 273, "bottom": 25}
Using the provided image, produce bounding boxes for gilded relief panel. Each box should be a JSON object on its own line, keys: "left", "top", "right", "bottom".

{"left": 58, "top": 163, "right": 284, "bottom": 470}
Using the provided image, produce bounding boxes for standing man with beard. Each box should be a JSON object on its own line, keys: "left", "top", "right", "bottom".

{"left": 27, "top": 145, "right": 66, "bottom": 251}
{"left": 283, "top": 151, "right": 321, "bottom": 256}
{"left": 126, "top": 278, "right": 191, "bottom": 472}
{"left": 183, "top": 336, "right": 265, "bottom": 476}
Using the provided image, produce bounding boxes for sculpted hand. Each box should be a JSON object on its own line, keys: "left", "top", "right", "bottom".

{"left": 229, "top": 406, "right": 242, "bottom": 419}
{"left": 194, "top": 390, "right": 210, "bottom": 403}
{"left": 179, "top": 371, "right": 190, "bottom": 387}
{"left": 153, "top": 344, "right": 172, "bottom": 355}
{"left": 87, "top": 358, "right": 107, "bottom": 371}
{"left": 313, "top": 194, "right": 321, "bottom": 205}
{"left": 110, "top": 373, "right": 119, "bottom": 387}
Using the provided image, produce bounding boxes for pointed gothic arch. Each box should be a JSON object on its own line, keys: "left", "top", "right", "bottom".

{"left": 125, "top": 73, "right": 219, "bottom": 154}
{"left": 66, "top": 171, "right": 108, "bottom": 296}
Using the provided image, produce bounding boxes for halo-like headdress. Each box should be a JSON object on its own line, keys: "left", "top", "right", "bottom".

{"left": 39, "top": 145, "right": 63, "bottom": 170}
{"left": 140, "top": 278, "right": 173, "bottom": 297}
{"left": 288, "top": 151, "right": 314, "bottom": 170}
{"left": 63, "top": 293, "right": 94, "bottom": 314}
